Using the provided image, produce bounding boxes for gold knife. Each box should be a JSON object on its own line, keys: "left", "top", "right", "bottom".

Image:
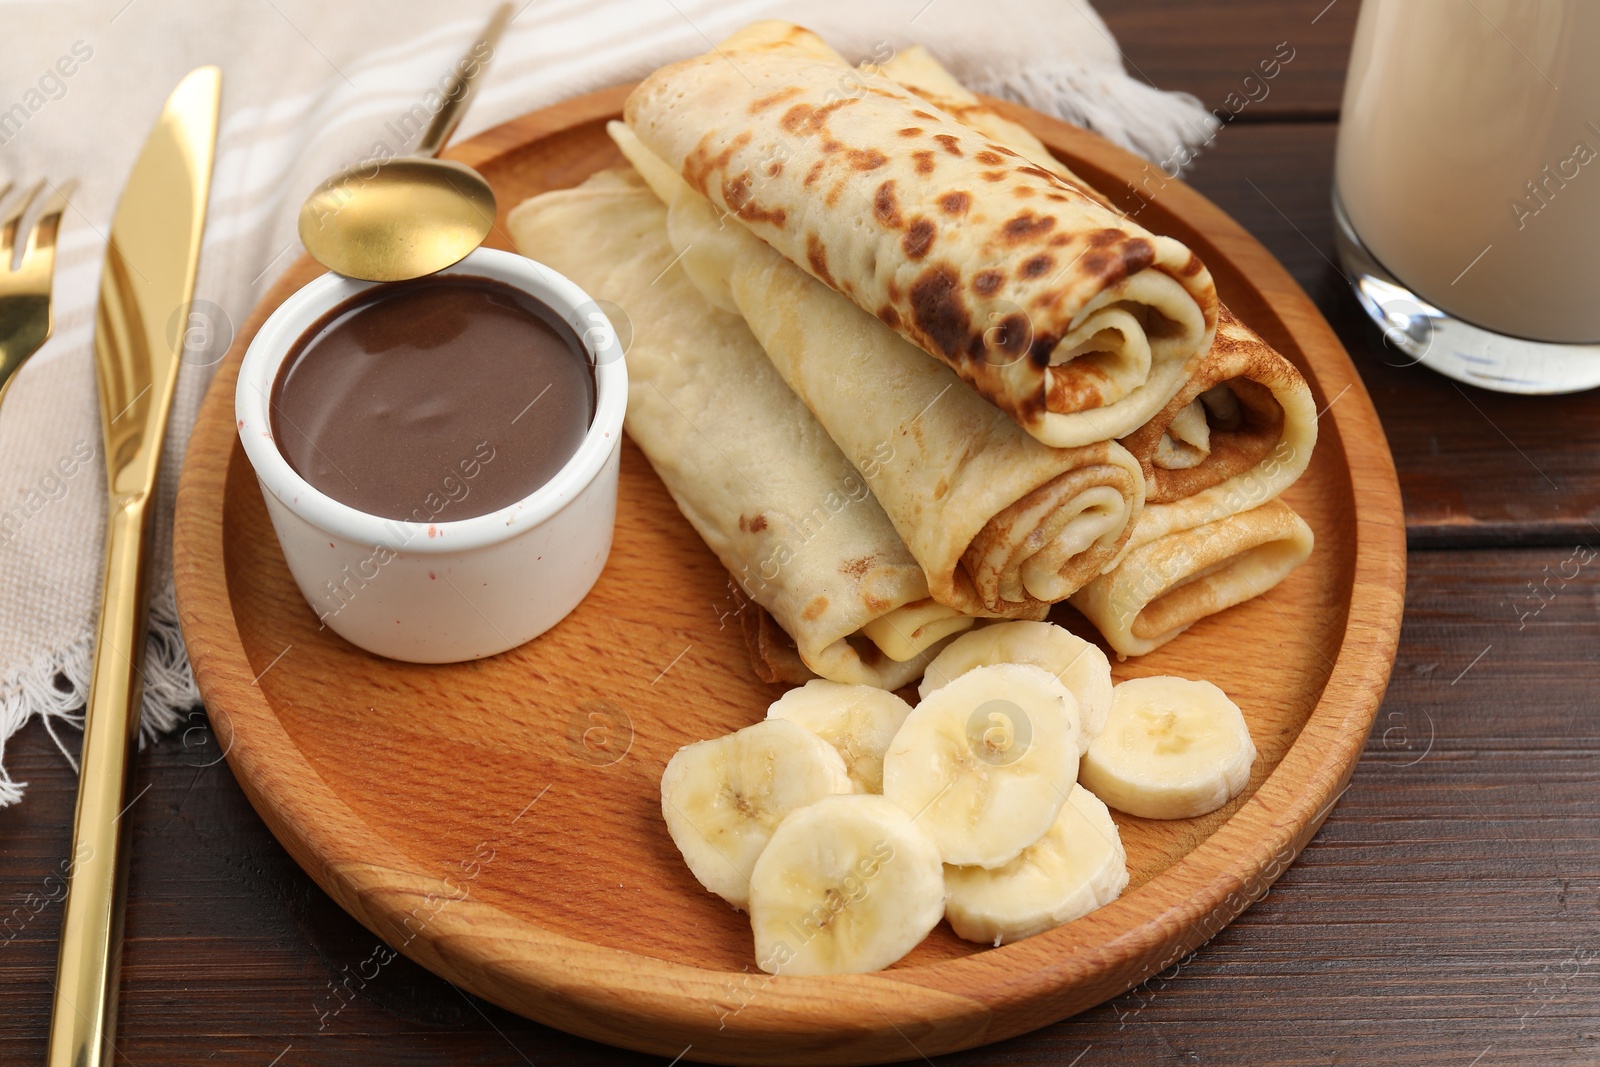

{"left": 47, "top": 66, "right": 219, "bottom": 1067}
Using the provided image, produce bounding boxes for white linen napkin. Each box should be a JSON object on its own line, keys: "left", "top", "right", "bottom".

{"left": 0, "top": 0, "right": 1216, "bottom": 805}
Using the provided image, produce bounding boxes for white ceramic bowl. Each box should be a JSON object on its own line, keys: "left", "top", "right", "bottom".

{"left": 235, "top": 248, "right": 626, "bottom": 663}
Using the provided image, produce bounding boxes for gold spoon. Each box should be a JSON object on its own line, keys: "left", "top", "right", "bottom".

{"left": 298, "top": 4, "right": 512, "bottom": 282}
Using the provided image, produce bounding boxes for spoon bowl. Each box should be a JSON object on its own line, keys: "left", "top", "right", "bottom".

{"left": 298, "top": 157, "right": 496, "bottom": 283}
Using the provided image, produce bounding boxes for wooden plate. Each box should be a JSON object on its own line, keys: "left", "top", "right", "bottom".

{"left": 173, "top": 85, "right": 1404, "bottom": 1065}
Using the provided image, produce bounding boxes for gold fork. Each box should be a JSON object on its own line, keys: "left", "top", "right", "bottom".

{"left": 0, "top": 180, "right": 70, "bottom": 408}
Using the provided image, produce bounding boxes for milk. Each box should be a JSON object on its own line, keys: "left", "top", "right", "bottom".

{"left": 1336, "top": 0, "right": 1600, "bottom": 343}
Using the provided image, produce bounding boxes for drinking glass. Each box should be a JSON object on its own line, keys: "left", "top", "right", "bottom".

{"left": 1334, "top": 0, "right": 1600, "bottom": 392}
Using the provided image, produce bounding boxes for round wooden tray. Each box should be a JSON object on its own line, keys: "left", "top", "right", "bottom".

{"left": 173, "top": 85, "right": 1405, "bottom": 1065}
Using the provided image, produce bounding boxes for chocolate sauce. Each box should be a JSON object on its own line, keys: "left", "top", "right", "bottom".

{"left": 270, "top": 274, "right": 595, "bottom": 522}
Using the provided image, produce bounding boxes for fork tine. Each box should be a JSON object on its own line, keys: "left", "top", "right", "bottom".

{"left": 21, "top": 180, "right": 72, "bottom": 271}
{"left": 1, "top": 180, "right": 43, "bottom": 269}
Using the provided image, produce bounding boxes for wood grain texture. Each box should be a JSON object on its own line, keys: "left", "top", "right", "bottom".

{"left": 165, "top": 86, "right": 1403, "bottom": 1063}
{"left": 7, "top": 549, "right": 1593, "bottom": 1066}
{"left": 1096, "top": 0, "right": 1359, "bottom": 121}
{"left": 1180, "top": 122, "right": 1600, "bottom": 547}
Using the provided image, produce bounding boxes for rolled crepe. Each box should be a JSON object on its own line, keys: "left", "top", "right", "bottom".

{"left": 886, "top": 53, "right": 1317, "bottom": 512}
{"left": 507, "top": 171, "right": 971, "bottom": 687}
{"left": 624, "top": 21, "right": 1218, "bottom": 449}
{"left": 1074, "top": 332, "right": 1316, "bottom": 658}
{"left": 1120, "top": 305, "right": 1316, "bottom": 510}
{"left": 611, "top": 123, "right": 1146, "bottom": 619}
{"left": 738, "top": 594, "right": 829, "bottom": 686}
{"left": 1070, "top": 499, "right": 1315, "bottom": 657}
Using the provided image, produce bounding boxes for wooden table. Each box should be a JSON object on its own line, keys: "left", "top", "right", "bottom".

{"left": 6, "top": 3, "right": 1598, "bottom": 1063}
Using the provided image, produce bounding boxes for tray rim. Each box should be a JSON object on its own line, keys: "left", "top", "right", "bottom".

{"left": 173, "top": 83, "right": 1406, "bottom": 1065}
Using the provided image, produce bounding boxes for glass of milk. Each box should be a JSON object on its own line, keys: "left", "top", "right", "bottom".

{"left": 1334, "top": 0, "right": 1600, "bottom": 392}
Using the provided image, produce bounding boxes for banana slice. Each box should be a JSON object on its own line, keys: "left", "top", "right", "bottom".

{"left": 766, "top": 679, "right": 913, "bottom": 793}
{"left": 1079, "top": 676, "right": 1257, "bottom": 820}
{"left": 882, "top": 664, "right": 1079, "bottom": 868}
{"left": 748, "top": 794, "right": 945, "bottom": 975}
{"left": 919, "top": 621, "right": 1113, "bottom": 745}
{"left": 944, "top": 784, "right": 1129, "bottom": 946}
{"left": 661, "top": 719, "right": 852, "bottom": 908}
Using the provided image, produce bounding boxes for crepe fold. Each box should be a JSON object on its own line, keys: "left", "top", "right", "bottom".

{"left": 1069, "top": 499, "right": 1314, "bottom": 657}
{"left": 611, "top": 123, "right": 1146, "bottom": 619}
{"left": 624, "top": 21, "right": 1219, "bottom": 449}
{"left": 507, "top": 170, "right": 971, "bottom": 688}
{"left": 1121, "top": 305, "right": 1316, "bottom": 510}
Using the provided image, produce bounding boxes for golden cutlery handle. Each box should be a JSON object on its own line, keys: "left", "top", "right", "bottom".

{"left": 414, "top": 2, "right": 513, "bottom": 158}
{"left": 46, "top": 498, "right": 154, "bottom": 1067}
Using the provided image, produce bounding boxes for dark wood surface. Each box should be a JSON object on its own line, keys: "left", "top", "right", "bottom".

{"left": 6, "top": 3, "right": 1599, "bottom": 1063}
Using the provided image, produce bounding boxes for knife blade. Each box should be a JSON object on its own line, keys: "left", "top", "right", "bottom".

{"left": 47, "top": 65, "right": 219, "bottom": 1067}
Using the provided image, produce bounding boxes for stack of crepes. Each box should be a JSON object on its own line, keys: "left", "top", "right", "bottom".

{"left": 875, "top": 44, "right": 1317, "bottom": 655}
{"left": 507, "top": 22, "right": 1317, "bottom": 684}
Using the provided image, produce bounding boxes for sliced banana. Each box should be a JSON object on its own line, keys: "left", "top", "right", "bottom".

{"left": 919, "top": 621, "right": 1112, "bottom": 745}
{"left": 944, "top": 784, "right": 1129, "bottom": 946}
{"left": 766, "top": 679, "right": 913, "bottom": 794}
{"left": 882, "top": 664, "right": 1079, "bottom": 868}
{"left": 660, "top": 719, "right": 852, "bottom": 908}
{"left": 1079, "top": 676, "right": 1257, "bottom": 820}
{"left": 748, "top": 794, "right": 945, "bottom": 975}
{"left": 1154, "top": 398, "right": 1210, "bottom": 470}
